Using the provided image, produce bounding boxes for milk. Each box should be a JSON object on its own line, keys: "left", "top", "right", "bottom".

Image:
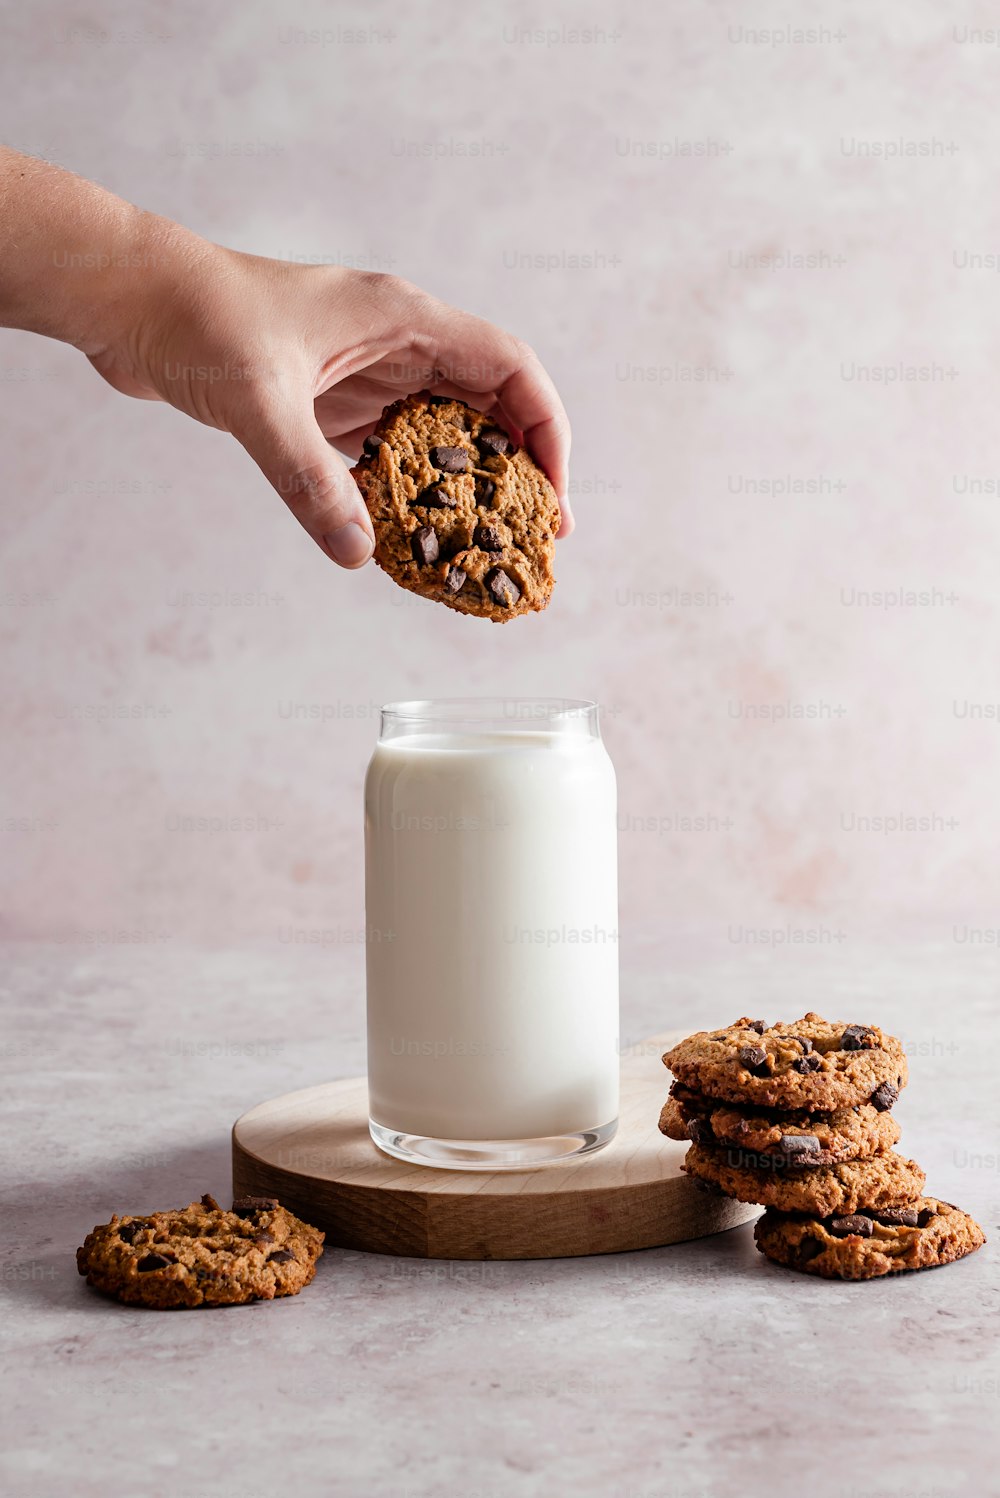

{"left": 365, "top": 708, "right": 619, "bottom": 1157}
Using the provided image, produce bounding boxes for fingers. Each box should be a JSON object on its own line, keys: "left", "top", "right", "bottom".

{"left": 495, "top": 364, "right": 574, "bottom": 538}
{"left": 307, "top": 271, "right": 575, "bottom": 537}
{"left": 233, "top": 389, "right": 374, "bottom": 568}
{"left": 394, "top": 292, "right": 574, "bottom": 536}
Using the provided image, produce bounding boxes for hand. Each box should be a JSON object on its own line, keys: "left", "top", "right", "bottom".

{"left": 87, "top": 233, "right": 574, "bottom": 568}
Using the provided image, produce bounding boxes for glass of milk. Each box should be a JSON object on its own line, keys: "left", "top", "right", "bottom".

{"left": 365, "top": 698, "right": 620, "bottom": 1170}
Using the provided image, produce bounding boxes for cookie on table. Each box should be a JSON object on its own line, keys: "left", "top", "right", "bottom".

{"left": 662, "top": 1013, "right": 907, "bottom": 1112}
{"left": 683, "top": 1144, "right": 925, "bottom": 1216}
{"left": 76, "top": 1194, "right": 324, "bottom": 1309}
{"left": 755, "top": 1199, "right": 986, "bottom": 1280}
{"left": 351, "top": 390, "right": 559, "bottom": 622}
{"left": 659, "top": 1083, "right": 901, "bottom": 1166}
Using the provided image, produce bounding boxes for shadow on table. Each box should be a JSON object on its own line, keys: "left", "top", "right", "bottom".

{"left": 5, "top": 1137, "right": 233, "bottom": 1314}
{"left": 10, "top": 1140, "right": 769, "bottom": 1316}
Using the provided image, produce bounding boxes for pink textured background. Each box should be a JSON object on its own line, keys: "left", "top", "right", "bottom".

{"left": 3, "top": 0, "right": 1000, "bottom": 951}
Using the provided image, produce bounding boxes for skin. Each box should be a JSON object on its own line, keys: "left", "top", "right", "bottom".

{"left": 0, "top": 147, "right": 573, "bottom": 568}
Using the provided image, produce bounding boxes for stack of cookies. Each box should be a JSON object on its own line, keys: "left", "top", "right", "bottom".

{"left": 660, "top": 1013, "right": 985, "bottom": 1280}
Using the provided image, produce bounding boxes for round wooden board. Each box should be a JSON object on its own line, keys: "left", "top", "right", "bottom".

{"left": 231, "top": 1030, "right": 758, "bottom": 1260}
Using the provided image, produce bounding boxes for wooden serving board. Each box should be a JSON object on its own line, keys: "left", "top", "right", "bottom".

{"left": 231, "top": 1030, "right": 758, "bottom": 1260}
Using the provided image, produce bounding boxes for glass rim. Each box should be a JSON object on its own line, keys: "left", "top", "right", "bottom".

{"left": 379, "top": 697, "right": 600, "bottom": 731}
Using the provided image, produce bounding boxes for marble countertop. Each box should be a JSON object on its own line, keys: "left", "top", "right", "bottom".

{"left": 2, "top": 938, "right": 996, "bottom": 1498}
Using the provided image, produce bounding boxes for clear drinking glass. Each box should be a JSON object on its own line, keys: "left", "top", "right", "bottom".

{"left": 365, "top": 698, "right": 620, "bottom": 1170}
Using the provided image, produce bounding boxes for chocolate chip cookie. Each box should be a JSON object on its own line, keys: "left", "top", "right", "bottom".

{"left": 754, "top": 1199, "right": 986, "bottom": 1280}
{"left": 76, "top": 1194, "right": 324, "bottom": 1309}
{"left": 683, "top": 1144, "right": 926, "bottom": 1216}
{"left": 662, "top": 1013, "right": 908, "bottom": 1111}
{"left": 351, "top": 390, "right": 559, "bottom": 621}
{"left": 659, "top": 1083, "right": 901, "bottom": 1166}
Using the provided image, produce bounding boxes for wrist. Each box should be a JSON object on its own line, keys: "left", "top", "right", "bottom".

{"left": 0, "top": 151, "right": 214, "bottom": 358}
{"left": 68, "top": 208, "right": 215, "bottom": 361}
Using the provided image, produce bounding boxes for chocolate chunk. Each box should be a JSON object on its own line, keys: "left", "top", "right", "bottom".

{"left": 200, "top": 1193, "right": 221, "bottom": 1211}
{"left": 232, "top": 1196, "right": 279, "bottom": 1218}
{"left": 362, "top": 434, "right": 385, "bottom": 458}
{"left": 797, "top": 1235, "right": 826, "bottom": 1264}
{"left": 430, "top": 445, "right": 468, "bottom": 473}
{"left": 747, "top": 1020, "right": 767, "bottom": 1035}
{"left": 428, "top": 394, "right": 451, "bottom": 406}
{"left": 873, "top": 1207, "right": 919, "bottom": 1228}
{"left": 254, "top": 1230, "right": 276, "bottom": 1247}
{"left": 474, "top": 477, "right": 496, "bottom": 506}
{"left": 828, "top": 1215, "right": 874, "bottom": 1238}
{"left": 474, "top": 524, "right": 504, "bottom": 553}
{"left": 793, "top": 1053, "right": 823, "bottom": 1073}
{"left": 267, "top": 1248, "right": 295, "bottom": 1264}
{"left": 413, "top": 484, "right": 457, "bottom": 509}
{"left": 412, "top": 527, "right": 440, "bottom": 566}
{"left": 870, "top": 1081, "right": 898, "bottom": 1113}
{"left": 444, "top": 566, "right": 466, "bottom": 595}
{"left": 738, "top": 1044, "right": 767, "bottom": 1067}
{"left": 778, "top": 1034, "right": 812, "bottom": 1053}
{"left": 686, "top": 1118, "right": 715, "bottom": 1144}
{"left": 137, "top": 1253, "right": 171, "bottom": 1272}
{"left": 485, "top": 568, "right": 520, "bottom": 608}
{"left": 779, "top": 1134, "right": 821, "bottom": 1158}
{"left": 841, "top": 1024, "right": 876, "bottom": 1051}
{"left": 478, "top": 427, "right": 511, "bottom": 458}
{"left": 737, "top": 1044, "right": 769, "bottom": 1076}
{"left": 917, "top": 1207, "right": 937, "bottom": 1228}
{"left": 118, "top": 1221, "right": 143, "bottom": 1243}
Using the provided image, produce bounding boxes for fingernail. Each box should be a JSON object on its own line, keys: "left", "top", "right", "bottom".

{"left": 324, "top": 523, "right": 374, "bottom": 568}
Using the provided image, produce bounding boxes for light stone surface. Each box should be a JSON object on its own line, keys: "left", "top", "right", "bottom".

{"left": 2, "top": 0, "right": 1000, "bottom": 1492}
{"left": 2, "top": 937, "right": 996, "bottom": 1497}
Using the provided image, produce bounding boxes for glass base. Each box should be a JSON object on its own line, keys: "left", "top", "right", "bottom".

{"left": 369, "top": 1117, "right": 618, "bottom": 1171}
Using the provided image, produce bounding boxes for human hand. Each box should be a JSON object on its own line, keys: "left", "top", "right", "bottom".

{"left": 87, "top": 232, "right": 573, "bottom": 568}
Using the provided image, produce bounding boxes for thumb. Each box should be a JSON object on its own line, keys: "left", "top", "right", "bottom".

{"left": 234, "top": 391, "right": 375, "bottom": 569}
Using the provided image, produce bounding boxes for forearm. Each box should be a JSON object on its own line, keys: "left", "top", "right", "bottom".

{"left": 0, "top": 147, "right": 201, "bottom": 355}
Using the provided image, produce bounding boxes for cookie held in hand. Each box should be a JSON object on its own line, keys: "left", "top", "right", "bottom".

{"left": 76, "top": 1194, "right": 324, "bottom": 1309}
{"left": 351, "top": 391, "right": 560, "bottom": 621}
